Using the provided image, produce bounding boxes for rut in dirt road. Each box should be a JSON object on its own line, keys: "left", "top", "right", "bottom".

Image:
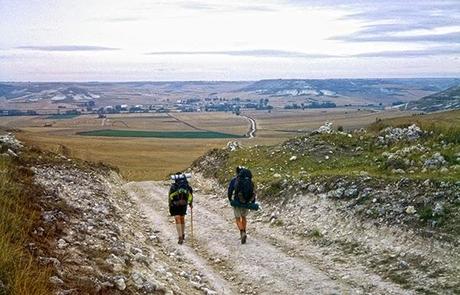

{"left": 125, "top": 181, "right": 361, "bottom": 295}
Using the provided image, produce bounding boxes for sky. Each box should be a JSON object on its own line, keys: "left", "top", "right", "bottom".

{"left": 0, "top": 0, "right": 459, "bottom": 81}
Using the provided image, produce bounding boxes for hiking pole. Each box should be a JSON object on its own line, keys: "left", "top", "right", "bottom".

{"left": 190, "top": 207, "right": 194, "bottom": 241}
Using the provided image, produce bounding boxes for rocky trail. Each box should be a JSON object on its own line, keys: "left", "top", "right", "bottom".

{"left": 124, "top": 178, "right": 413, "bottom": 295}
{"left": 11, "top": 123, "right": 457, "bottom": 294}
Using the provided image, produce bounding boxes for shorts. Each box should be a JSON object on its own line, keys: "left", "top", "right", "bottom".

{"left": 233, "top": 206, "right": 249, "bottom": 218}
{"left": 170, "top": 205, "right": 187, "bottom": 216}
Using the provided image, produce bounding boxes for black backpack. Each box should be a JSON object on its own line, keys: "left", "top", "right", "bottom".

{"left": 235, "top": 168, "right": 254, "bottom": 204}
{"left": 171, "top": 179, "right": 190, "bottom": 206}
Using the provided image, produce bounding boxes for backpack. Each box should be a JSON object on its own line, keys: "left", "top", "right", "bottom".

{"left": 170, "top": 179, "right": 190, "bottom": 206}
{"left": 235, "top": 168, "right": 254, "bottom": 204}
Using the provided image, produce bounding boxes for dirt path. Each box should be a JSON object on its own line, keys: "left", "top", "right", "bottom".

{"left": 240, "top": 115, "right": 256, "bottom": 138}
{"left": 124, "top": 180, "right": 416, "bottom": 295}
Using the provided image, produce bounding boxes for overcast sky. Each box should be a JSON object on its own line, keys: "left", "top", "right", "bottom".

{"left": 1, "top": 0, "right": 459, "bottom": 81}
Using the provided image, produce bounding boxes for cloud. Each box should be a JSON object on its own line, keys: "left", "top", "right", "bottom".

{"left": 104, "top": 17, "right": 143, "bottom": 22}
{"left": 146, "top": 49, "right": 336, "bottom": 58}
{"left": 15, "top": 45, "right": 120, "bottom": 51}
{"left": 178, "top": 2, "right": 216, "bottom": 11}
{"left": 176, "top": 1, "right": 276, "bottom": 12}
{"left": 333, "top": 31, "right": 460, "bottom": 44}
{"left": 293, "top": 0, "right": 460, "bottom": 45}
{"left": 146, "top": 46, "right": 460, "bottom": 59}
{"left": 352, "top": 47, "right": 460, "bottom": 58}
{"left": 147, "top": 47, "right": 460, "bottom": 59}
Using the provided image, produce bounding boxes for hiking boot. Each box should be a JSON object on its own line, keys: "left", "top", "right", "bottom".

{"left": 241, "top": 232, "right": 247, "bottom": 244}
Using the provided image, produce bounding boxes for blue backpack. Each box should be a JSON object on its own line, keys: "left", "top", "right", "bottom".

{"left": 235, "top": 168, "right": 254, "bottom": 204}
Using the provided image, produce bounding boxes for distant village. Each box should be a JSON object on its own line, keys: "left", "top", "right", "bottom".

{"left": 0, "top": 95, "right": 392, "bottom": 117}
{"left": 96, "top": 97, "right": 274, "bottom": 116}
{"left": 0, "top": 97, "right": 276, "bottom": 117}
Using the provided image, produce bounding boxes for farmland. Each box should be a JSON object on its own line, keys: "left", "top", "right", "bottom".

{"left": 2, "top": 108, "right": 413, "bottom": 180}
{"left": 77, "top": 129, "right": 244, "bottom": 139}
{"left": 46, "top": 114, "right": 80, "bottom": 120}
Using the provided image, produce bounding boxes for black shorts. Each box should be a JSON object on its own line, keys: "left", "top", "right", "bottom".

{"left": 170, "top": 205, "right": 187, "bottom": 216}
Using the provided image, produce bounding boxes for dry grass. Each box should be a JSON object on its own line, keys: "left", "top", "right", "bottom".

{"left": 0, "top": 156, "right": 52, "bottom": 295}
{"left": 369, "top": 109, "right": 460, "bottom": 143}
{"left": 18, "top": 132, "right": 231, "bottom": 181}
{"left": 369, "top": 109, "right": 460, "bottom": 131}
{"left": 248, "top": 108, "right": 414, "bottom": 138}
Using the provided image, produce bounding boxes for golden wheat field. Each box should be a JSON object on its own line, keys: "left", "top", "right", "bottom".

{"left": 2, "top": 109, "right": 411, "bottom": 180}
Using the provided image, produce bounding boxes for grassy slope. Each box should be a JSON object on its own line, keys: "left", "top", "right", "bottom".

{"left": 209, "top": 110, "right": 460, "bottom": 182}
{"left": 195, "top": 110, "right": 460, "bottom": 234}
{"left": 0, "top": 154, "right": 52, "bottom": 295}
{"left": 369, "top": 109, "right": 460, "bottom": 142}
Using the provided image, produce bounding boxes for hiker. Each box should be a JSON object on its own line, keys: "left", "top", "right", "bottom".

{"left": 169, "top": 172, "right": 193, "bottom": 244}
{"left": 228, "top": 166, "right": 256, "bottom": 244}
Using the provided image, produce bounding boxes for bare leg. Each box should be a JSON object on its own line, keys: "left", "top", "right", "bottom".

{"left": 241, "top": 217, "right": 247, "bottom": 232}
{"left": 180, "top": 215, "right": 186, "bottom": 239}
{"left": 175, "top": 215, "right": 183, "bottom": 244}
{"left": 235, "top": 218, "right": 243, "bottom": 231}
{"left": 241, "top": 217, "right": 247, "bottom": 244}
{"left": 235, "top": 217, "right": 247, "bottom": 244}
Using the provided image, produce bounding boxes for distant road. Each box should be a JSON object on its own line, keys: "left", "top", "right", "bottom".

{"left": 241, "top": 115, "right": 256, "bottom": 138}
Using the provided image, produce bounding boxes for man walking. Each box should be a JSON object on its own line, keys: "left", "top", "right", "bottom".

{"left": 169, "top": 172, "right": 193, "bottom": 244}
{"left": 228, "top": 166, "right": 255, "bottom": 244}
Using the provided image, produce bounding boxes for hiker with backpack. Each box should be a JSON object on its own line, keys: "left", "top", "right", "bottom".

{"left": 228, "top": 166, "right": 257, "bottom": 244}
{"left": 169, "top": 172, "right": 193, "bottom": 244}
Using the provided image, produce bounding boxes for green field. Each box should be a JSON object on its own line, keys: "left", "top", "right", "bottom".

{"left": 77, "top": 129, "right": 245, "bottom": 139}
{"left": 47, "top": 114, "right": 80, "bottom": 120}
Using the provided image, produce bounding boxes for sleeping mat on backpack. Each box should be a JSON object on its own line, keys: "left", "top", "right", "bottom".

{"left": 230, "top": 199, "right": 260, "bottom": 210}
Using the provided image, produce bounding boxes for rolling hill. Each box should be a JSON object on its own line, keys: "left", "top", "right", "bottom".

{"left": 406, "top": 84, "right": 460, "bottom": 112}
{"left": 1, "top": 79, "right": 460, "bottom": 111}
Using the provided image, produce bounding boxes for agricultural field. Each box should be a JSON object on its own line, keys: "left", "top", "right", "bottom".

{"left": 1, "top": 108, "right": 413, "bottom": 180}
{"left": 246, "top": 108, "right": 413, "bottom": 139}
{"left": 77, "top": 129, "right": 244, "bottom": 139}
{"left": 46, "top": 114, "right": 80, "bottom": 120}
{"left": 5, "top": 112, "right": 250, "bottom": 180}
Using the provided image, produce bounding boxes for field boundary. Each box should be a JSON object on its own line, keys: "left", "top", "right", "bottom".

{"left": 166, "top": 113, "right": 205, "bottom": 131}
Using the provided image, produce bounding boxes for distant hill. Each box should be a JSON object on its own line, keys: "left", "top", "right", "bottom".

{"left": 0, "top": 83, "right": 97, "bottom": 102}
{"left": 1, "top": 79, "right": 460, "bottom": 108}
{"left": 240, "top": 78, "right": 460, "bottom": 103}
{"left": 406, "top": 84, "right": 460, "bottom": 112}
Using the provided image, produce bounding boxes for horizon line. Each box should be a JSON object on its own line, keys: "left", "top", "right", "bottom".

{"left": 1, "top": 76, "right": 460, "bottom": 83}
